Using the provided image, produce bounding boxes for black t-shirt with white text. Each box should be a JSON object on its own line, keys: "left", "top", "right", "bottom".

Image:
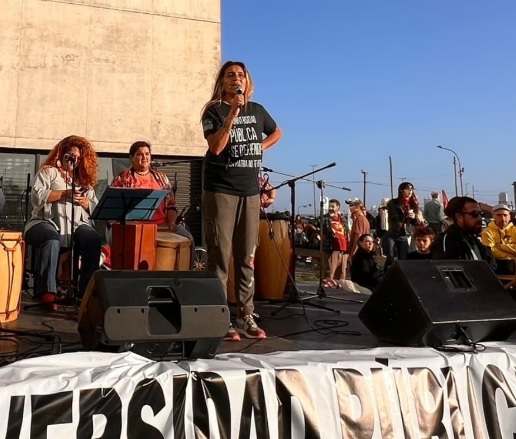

{"left": 202, "top": 101, "right": 277, "bottom": 196}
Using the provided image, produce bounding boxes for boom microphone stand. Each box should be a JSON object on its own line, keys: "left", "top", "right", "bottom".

{"left": 266, "top": 163, "right": 350, "bottom": 315}
{"left": 63, "top": 156, "right": 80, "bottom": 304}
{"left": 24, "top": 174, "right": 31, "bottom": 223}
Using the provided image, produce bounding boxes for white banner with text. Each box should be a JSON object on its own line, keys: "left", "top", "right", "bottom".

{"left": 1, "top": 344, "right": 516, "bottom": 438}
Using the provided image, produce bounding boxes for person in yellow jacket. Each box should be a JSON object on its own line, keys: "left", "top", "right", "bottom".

{"left": 481, "top": 204, "right": 516, "bottom": 274}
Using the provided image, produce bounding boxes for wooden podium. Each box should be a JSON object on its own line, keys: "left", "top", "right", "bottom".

{"left": 111, "top": 222, "right": 157, "bottom": 270}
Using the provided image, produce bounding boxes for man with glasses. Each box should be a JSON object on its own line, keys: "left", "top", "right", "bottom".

{"left": 431, "top": 196, "right": 494, "bottom": 266}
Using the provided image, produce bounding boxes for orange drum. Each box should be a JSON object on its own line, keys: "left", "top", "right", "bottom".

{"left": 111, "top": 222, "right": 157, "bottom": 270}
{"left": 0, "top": 231, "right": 24, "bottom": 323}
{"left": 155, "top": 231, "right": 192, "bottom": 271}
{"left": 254, "top": 217, "right": 293, "bottom": 300}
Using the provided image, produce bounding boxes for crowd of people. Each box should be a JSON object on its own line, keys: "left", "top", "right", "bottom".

{"left": 295, "top": 182, "right": 516, "bottom": 295}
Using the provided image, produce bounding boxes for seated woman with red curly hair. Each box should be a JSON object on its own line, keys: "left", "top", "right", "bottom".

{"left": 24, "top": 135, "right": 102, "bottom": 304}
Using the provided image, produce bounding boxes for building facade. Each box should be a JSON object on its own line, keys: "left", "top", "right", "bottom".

{"left": 0, "top": 0, "right": 220, "bottom": 240}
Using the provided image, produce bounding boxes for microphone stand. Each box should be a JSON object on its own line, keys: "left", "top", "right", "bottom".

{"left": 262, "top": 167, "right": 352, "bottom": 193}
{"left": 64, "top": 159, "right": 79, "bottom": 305}
{"left": 24, "top": 174, "right": 31, "bottom": 224}
{"left": 151, "top": 158, "right": 203, "bottom": 168}
{"left": 266, "top": 163, "right": 347, "bottom": 315}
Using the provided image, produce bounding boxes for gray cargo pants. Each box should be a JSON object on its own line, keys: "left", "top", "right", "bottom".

{"left": 203, "top": 191, "right": 260, "bottom": 317}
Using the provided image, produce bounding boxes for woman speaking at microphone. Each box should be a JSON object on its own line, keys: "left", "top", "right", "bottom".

{"left": 201, "top": 61, "right": 282, "bottom": 341}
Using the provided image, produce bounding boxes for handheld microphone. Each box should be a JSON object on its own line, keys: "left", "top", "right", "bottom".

{"left": 236, "top": 87, "right": 244, "bottom": 111}
{"left": 261, "top": 166, "right": 274, "bottom": 172}
{"left": 230, "top": 86, "right": 243, "bottom": 115}
{"left": 63, "top": 153, "right": 77, "bottom": 164}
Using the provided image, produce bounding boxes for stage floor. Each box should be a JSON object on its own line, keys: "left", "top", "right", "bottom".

{"left": 220, "top": 282, "right": 375, "bottom": 355}
{"left": 0, "top": 276, "right": 378, "bottom": 365}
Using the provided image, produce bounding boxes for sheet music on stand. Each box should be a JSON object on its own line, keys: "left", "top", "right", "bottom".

{"left": 92, "top": 187, "right": 168, "bottom": 222}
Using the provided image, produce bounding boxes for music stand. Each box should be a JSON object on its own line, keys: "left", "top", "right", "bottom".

{"left": 92, "top": 187, "right": 168, "bottom": 223}
{"left": 92, "top": 187, "right": 168, "bottom": 269}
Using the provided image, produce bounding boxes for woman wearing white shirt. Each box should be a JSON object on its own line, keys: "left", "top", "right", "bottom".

{"left": 25, "top": 135, "right": 101, "bottom": 304}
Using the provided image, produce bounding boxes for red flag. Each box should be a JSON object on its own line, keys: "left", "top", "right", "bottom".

{"left": 441, "top": 190, "right": 449, "bottom": 208}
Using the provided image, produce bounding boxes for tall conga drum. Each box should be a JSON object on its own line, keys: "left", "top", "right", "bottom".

{"left": 155, "top": 231, "right": 192, "bottom": 271}
{"left": 0, "top": 231, "right": 24, "bottom": 323}
{"left": 254, "top": 214, "right": 293, "bottom": 300}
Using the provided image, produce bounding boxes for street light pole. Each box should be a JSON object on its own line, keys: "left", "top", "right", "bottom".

{"left": 310, "top": 164, "right": 318, "bottom": 218}
{"left": 436, "top": 145, "right": 464, "bottom": 196}
{"left": 361, "top": 170, "right": 367, "bottom": 206}
{"left": 453, "top": 156, "right": 458, "bottom": 197}
{"left": 389, "top": 156, "right": 394, "bottom": 198}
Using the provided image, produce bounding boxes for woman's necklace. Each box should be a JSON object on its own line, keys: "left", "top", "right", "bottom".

{"left": 134, "top": 169, "right": 150, "bottom": 176}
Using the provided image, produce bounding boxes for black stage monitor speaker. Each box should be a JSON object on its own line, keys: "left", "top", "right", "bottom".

{"left": 79, "top": 270, "right": 229, "bottom": 360}
{"left": 359, "top": 260, "right": 516, "bottom": 347}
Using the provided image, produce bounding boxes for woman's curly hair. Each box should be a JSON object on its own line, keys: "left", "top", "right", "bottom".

{"left": 43, "top": 135, "right": 97, "bottom": 187}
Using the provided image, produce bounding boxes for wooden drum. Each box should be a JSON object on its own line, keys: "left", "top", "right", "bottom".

{"left": 254, "top": 217, "right": 293, "bottom": 300}
{"left": 155, "top": 231, "right": 192, "bottom": 271}
{"left": 111, "top": 222, "right": 157, "bottom": 270}
{"left": 0, "top": 231, "right": 24, "bottom": 323}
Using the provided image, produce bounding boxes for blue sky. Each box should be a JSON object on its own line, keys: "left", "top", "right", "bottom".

{"left": 222, "top": 0, "right": 516, "bottom": 213}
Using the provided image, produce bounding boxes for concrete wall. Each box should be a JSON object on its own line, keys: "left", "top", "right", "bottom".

{"left": 0, "top": 0, "right": 220, "bottom": 156}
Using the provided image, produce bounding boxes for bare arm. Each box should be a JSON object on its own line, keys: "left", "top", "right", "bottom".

{"left": 46, "top": 190, "right": 72, "bottom": 203}
{"left": 167, "top": 207, "right": 177, "bottom": 232}
{"left": 262, "top": 127, "right": 282, "bottom": 151}
{"left": 205, "top": 95, "right": 243, "bottom": 156}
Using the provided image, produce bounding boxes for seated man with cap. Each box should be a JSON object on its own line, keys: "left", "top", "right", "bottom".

{"left": 481, "top": 204, "right": 516, "bottom": 274}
